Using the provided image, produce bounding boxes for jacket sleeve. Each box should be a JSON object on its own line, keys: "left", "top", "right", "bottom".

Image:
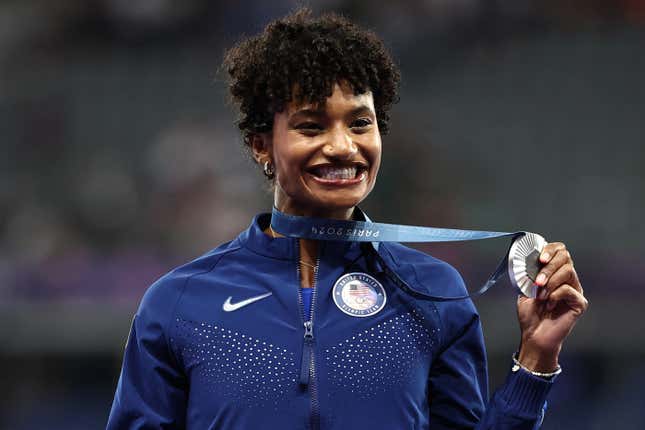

{"left": 428, "top": 311, "right": 555, "bottom": 430}
{"left": 106, "top": 277, "right": 188, "bottom": 429}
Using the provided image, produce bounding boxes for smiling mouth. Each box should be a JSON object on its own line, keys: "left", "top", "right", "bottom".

{"left": 307, "top": 164, "right": 368, "bottom": 185}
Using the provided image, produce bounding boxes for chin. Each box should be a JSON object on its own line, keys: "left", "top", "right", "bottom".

{"left": 279, "top": 177, "right": 375, "bottom": 217}
{"left": 310, "top": 192, "right": 367, "bottom": 213}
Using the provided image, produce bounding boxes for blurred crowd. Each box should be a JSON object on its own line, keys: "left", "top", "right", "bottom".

{"left": 2, "top": 0, "right": 644, "bottom": 305}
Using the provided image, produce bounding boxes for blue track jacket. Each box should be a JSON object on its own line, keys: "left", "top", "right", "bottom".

{"left": 107, "top": 213, "right": 555, "bottom": 429}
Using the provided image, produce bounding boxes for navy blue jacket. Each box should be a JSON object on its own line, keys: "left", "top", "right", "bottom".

{"left": 107, "top": 213, "right": 555, "bottom": 429}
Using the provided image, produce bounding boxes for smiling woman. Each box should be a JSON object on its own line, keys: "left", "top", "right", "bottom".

{"left": 254, "top": 81, "right": 381, "bottom": 220}
{"left": 106, "top": 7, "right": 587, "bottom": 430}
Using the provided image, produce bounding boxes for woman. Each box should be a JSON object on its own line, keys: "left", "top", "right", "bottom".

{"left": 107, "top": 9, "right": 587, "bottom": 429}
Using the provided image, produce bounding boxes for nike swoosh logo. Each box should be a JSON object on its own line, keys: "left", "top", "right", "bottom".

{"left": 222, "top": 292, "right": 273, "bottom": 312}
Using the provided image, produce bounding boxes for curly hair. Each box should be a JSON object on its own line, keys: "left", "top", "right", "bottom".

{"left": 223, "top": 8, "right": 401, "bottom": 147}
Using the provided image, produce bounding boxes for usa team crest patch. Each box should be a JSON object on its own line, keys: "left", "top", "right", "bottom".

{"left": 332, "top": 272, "right": 387, "bottom": 317}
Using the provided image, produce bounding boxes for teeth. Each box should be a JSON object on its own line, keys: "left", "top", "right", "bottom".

{"left": 316, "top": 166, "right": 358, "bottom": 180}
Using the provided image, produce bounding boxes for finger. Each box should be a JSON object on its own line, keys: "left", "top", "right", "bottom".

{"left": 539, "top": 263, "right": 581, "bottom": 300}
{"left": 535, "top": 247, "right": 570, "bottom": 287}
{"left": 539, "top": 242, "right": 566, "bottom": 264}
{"left": 545, "top": 284, "right": 589, "bottom": 316}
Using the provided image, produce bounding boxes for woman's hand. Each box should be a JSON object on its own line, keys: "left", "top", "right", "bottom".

{"left": 516, "top": 242, "right": 589, "bottom": 372}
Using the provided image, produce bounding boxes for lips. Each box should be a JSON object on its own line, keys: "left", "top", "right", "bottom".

{"left": 306, "top": 163, "right": 368, "bottom": 186}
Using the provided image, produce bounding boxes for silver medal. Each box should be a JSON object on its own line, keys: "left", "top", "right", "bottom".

{"left": 507, "top": 233, "right": 546, "bottom": 298}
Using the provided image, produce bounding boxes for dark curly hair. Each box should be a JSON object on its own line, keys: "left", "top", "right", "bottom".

{"left": 223, "top": 8, "right": 400, "bottom": 148}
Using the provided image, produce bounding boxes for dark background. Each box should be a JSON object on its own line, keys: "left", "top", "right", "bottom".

{"left": 1, "top": 0, "right": 644, "bottom": 428}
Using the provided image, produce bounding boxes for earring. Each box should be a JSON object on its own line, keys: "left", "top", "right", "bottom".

{"left": 263, "top": 160, "right": 275, "bottom": 179}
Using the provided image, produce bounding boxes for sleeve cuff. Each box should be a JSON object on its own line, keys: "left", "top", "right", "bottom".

{"left": 499, "top": 366, "right": 558, "bottom": 416}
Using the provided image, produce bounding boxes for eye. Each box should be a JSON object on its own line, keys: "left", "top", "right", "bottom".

{"left": 350, "top": 118, "right": 373, "bottom": 131}
{"left": 296, "top": 122, "right": 324, "bottom": 131}
{"left": 294, "top": 121, "right": 324, "bottom": 136}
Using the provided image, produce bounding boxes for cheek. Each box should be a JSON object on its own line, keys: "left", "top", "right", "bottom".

{"left": 369, "top": 139, "right": 382, "bottom": 176}
{"left": 274, "top": 148, "right": 308, "bottom": 190}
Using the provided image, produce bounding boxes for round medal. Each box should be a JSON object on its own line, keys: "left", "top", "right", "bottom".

{"left": 332, "top": 272, "right": 387, "bottom": 317}
{"left": 507, "top": 233, "right": 546, "bottom": 298}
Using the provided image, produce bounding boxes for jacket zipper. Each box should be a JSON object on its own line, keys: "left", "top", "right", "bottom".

{"left": 296, "top": 242, "right": 320, "bottom": 430}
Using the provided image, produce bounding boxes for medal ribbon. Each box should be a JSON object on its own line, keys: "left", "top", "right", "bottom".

{"left": 271, "top": 207, "right": 530, "bottom": 301}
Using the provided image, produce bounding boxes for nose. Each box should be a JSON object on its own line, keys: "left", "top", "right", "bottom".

{"left": 322, "top": 127, "right": 358, "bottom": 159}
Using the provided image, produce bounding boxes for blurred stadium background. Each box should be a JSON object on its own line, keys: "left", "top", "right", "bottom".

{"left": 1, "top": 0, "right": 644, "bottom": 428}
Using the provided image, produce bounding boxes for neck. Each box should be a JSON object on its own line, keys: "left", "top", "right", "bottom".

{"left": 271, "top": 202, "right": 356, "bottom": 277}
{"left": 273, "top": 202, "right": 355, "bottom": 221}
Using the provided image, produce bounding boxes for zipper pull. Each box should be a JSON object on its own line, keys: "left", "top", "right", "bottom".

{"left": 303, "top": 321, "right": 314, "bottom": 339}
{"left": 299, "top": 321, "right": 314, "bottom": 385}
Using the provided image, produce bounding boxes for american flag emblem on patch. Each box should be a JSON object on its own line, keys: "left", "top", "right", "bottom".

{"left": 348, "top": 281, "right": 372, "bottom": 296}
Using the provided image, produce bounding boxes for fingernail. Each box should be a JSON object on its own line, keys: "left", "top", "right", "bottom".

{"left": 538, "top": 288, "right": 548, "bottom": 300}
{"left": 541, "top": 252, "right": 550, "bottom": 262}
{"left": 536, "top": 273, "right": 547, "bottom": 285}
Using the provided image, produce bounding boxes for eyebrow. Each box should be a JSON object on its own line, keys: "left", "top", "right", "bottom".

{"left": 290, "top": 108, "right": 325, "bottom": 118}
{"left": 289, "top": 104, "right": 375, "bottom": 119}
{"left": 348, "top": 105, "right": 375, "bottom": 117}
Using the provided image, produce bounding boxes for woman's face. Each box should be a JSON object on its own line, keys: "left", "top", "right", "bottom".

{"left": 255, "top": 81, "right": 382, "bottom": 220}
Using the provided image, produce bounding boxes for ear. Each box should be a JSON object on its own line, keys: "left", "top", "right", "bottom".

{"left": 249, "top": 133, "right": 272, "bottom": 164}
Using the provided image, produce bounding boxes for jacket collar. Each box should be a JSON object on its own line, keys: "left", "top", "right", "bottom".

{"left": 238, "top": 213, "right": 297, "bottom": 260}
{"left": 238, "top": 209, "right": 372, "bottom": 261}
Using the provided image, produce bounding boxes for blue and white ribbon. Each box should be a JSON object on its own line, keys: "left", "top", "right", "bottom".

{"left": 271, "top": 207, "right": 519, "bottom": 243}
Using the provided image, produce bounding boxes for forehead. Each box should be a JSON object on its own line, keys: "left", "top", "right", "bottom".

{"left": 285, "top": 81, "right": 375, "bottom": 115}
